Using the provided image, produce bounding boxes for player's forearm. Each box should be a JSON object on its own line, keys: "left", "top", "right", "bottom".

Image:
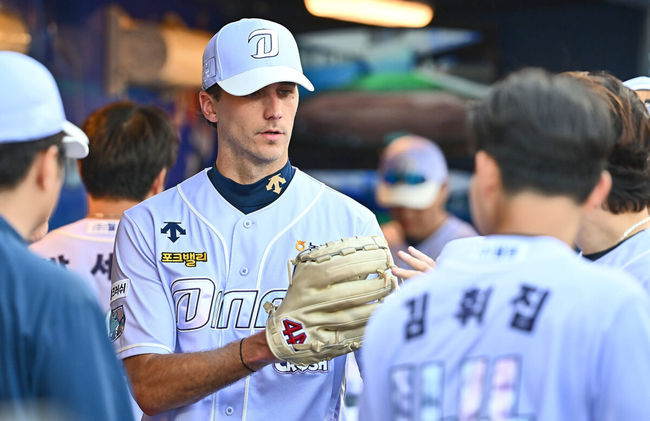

{"left": 124, "top": 331, "right": 277, "bottom": 416}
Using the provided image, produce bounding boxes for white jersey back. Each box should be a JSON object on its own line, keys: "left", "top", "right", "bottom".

{"left": 360, "top": 235, "right": 650, "bottom": 421}
{"left": 31, "top": 217, "right": 118, "bottom": 317}
{"left": 111, "top": 169, "right": 383, "bottom": 421}
{"left": 593, "top": 229, "right": 650, "bottom": 293}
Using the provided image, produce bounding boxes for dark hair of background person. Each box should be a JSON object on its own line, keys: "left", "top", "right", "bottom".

{"left": 0, "top": 133, "right": 64, "bottom": 190}
{"left": 469, "top": 68, "right": 617, "bottom": 203}
{"left": 80, "top": 101, "right": 180, "bottom": 201}
{"left": 566, "top": 71, "right": 650, "bottom": 214}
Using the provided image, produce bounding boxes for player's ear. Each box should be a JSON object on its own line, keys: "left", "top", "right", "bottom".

{"left": 474, "top": 150, "right": 501, "bottom": 198}
{"left": 35, "top": 145, "right": 63, "bottom": 192}
{"left": 582, "top": 170, "right": 612, "bottom": 214}
{"left": 199, "top": 90, "right": 219, "bottom": 123}
{"left": 148, "top": 168, "right": 168, "bottom": 197}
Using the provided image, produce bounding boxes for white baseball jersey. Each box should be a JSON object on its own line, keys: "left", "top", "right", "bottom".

{"left": 360, "top": 235, "right": 650, "bottom": 421}
{"left": 110, "top": 168, "right": 383, "bottom": 421}
{"left": 589, "top": 229, "right": 650, "bottom": 293}
{"left": 30, "top": 217, "right": 144, "bottom": 421}
{"left": 31, "top": 217, "right": 118, "bottom": 318}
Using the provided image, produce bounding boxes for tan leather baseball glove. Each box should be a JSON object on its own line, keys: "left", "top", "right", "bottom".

{"left": 264, "top": 235, "right": 398, "bottom": 365}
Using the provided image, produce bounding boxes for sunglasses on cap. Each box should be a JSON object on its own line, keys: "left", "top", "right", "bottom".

{"left": 383, "top": 171, "right": 427, "bottom": 185}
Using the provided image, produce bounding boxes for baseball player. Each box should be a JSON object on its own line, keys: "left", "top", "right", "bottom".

{"left": 359, "top": 69, "right": 650, "bottom": 421}
{"left": 32, "top": 101, "right": 179, "bottom": 320}
{"left": 109, "top": 18, "right": 384, "bottom": 420}
{"left": 0, "top": 51, "right": 133, "bottom": 421}
{"left": 375, "top": 134, "right": 477, "bottom": 267}
{"left": 567, "top": 72, "right": 650, "bottom": 291}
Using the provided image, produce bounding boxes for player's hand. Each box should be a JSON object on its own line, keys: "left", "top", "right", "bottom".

{"left": 392, "top": 246, "right": 436, "bottom": 280}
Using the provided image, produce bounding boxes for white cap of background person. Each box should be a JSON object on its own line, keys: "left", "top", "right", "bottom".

{"left": 623, "top": 76, "right": 650, "bottom": 112}
{"left": 202, "top": 18, "right": 314, "bottom": 96}
{"left": 376, "top": 135, "right": 448, "bottom": 210}
{"left": 0, "top": 51, "right": 89, "bottom": 158}
{"left": 623, "top": 76, "right": 650, "bottom": 91}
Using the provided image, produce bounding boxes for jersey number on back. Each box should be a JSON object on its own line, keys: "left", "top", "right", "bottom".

{"left": 390, "top": 356, "right": 533, "bottom": 420}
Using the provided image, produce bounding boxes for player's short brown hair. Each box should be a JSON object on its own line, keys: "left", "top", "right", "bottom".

{"left": 80, "top": 101, "right": 179, "bottom": 201}
{"left": 469, "top": 68, "right": 616, "bottom": 203}
{"left": 566, "top": 71, "right": 650, "bottom": 214}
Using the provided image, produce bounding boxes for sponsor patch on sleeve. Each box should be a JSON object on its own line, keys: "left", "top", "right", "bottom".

{"left": 110, "top": 278, "right": 130, "bottom": 303}
{"left": 109, "top": 305, "right": 126, "bottom": 342}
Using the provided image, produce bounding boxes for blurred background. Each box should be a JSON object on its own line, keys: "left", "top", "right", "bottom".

{"left": 1, "top": 0, "right": 649, "bottom": 229}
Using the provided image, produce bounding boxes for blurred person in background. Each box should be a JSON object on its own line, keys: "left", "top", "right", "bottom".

{"left": 0, "top": 51, "right": 133, "bottom": 421}
{"left": 31, "top": 100, "right": 180, "bottom": 421}
{"left": 623, "top": 75, "right": 650, "bottom": 110}
{"left": 375, "top": 134, "right": 476, "bottom": 273}
{"left": 568, "top": 72, "right": 650, "bottom": 291}
{"left": 32, "top": 101, "right": 179, "bottom": 320}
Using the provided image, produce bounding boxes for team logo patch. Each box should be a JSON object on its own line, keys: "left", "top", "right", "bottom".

{"left": 295, "top": 240, "right": 317, "bottom": 253}
{"left": 282, "top": 318, "right": 307, "bottom": 349}
{"left": 110, "top": 278, "right": 129, "bottom": 303}
{"left": 161, "top": 221, "right": 186, "bottom": 243}
{"left": 161, "top": 251, "right": 207, "bottom": 267}
{"left": 248, "top": 29, "right": 279, "bottom": 59}
{"left": 203, "top": 57, "right": 216, "bottom": 79}
{"left": 265, "top": 174, "right": 286, "bottom": 194}
{"left": 109, "top": 305, "right": 126, "bottom": 342}
{"left": 273, "top": 360, "right": 330, "bottom": 374}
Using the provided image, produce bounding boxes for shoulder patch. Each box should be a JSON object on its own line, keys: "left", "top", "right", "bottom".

{"left": 109, "top": 305, "right": 126, "bottom": 342}
{"left": 110, "top": 279, "right": 130, "bottom": 303}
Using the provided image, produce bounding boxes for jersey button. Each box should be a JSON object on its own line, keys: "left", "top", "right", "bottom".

{"left": 225, "top": 406, "right": 234, "bottom": 416}
{"left": 240, "top": 267, "right": 249, "bottom": 276}
{"left": 243, "top": 220, "right": 253, "bottom": 228}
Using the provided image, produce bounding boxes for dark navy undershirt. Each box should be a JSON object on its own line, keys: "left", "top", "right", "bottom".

{"left": 207, "top": 161, "right": 296, "bottom": 214}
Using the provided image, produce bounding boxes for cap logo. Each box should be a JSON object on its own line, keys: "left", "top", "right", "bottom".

{"left": 203, "top": 57, "right": 216, "bottom": 79}
{"left": 248, "top": 29, "right": 279, "bottom": 59}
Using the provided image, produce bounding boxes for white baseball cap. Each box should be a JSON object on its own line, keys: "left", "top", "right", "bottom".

{"left": 623, "top": 76, "right": 650, "bottom": 91}
{"left": 376, "top": 135, "right": 448, "bottom": 210}
{"left": 0, "top": 51, "right": 88, "bottom": 158}
{"left": 202, "top": 18, "right": 314, "bottom": 96}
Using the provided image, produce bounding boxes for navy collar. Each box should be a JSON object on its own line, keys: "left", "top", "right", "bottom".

{"left": 207, "top": 161, "right": 296, "bottom": 214}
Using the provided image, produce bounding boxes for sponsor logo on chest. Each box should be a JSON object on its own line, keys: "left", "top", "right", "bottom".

{"left": 273, "top": 360, "right": 330, "bottom": 374}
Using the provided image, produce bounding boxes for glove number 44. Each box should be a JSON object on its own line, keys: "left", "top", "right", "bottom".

{"left": 282, "top": 318, "right": 307, "bottom": 349}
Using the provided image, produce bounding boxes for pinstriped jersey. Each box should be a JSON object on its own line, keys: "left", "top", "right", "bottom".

{"left": 360, "top": 235, "right": 650, "bottom": 421}
{"left": 110, "top": 168, "right": 382, "bottom": 421}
